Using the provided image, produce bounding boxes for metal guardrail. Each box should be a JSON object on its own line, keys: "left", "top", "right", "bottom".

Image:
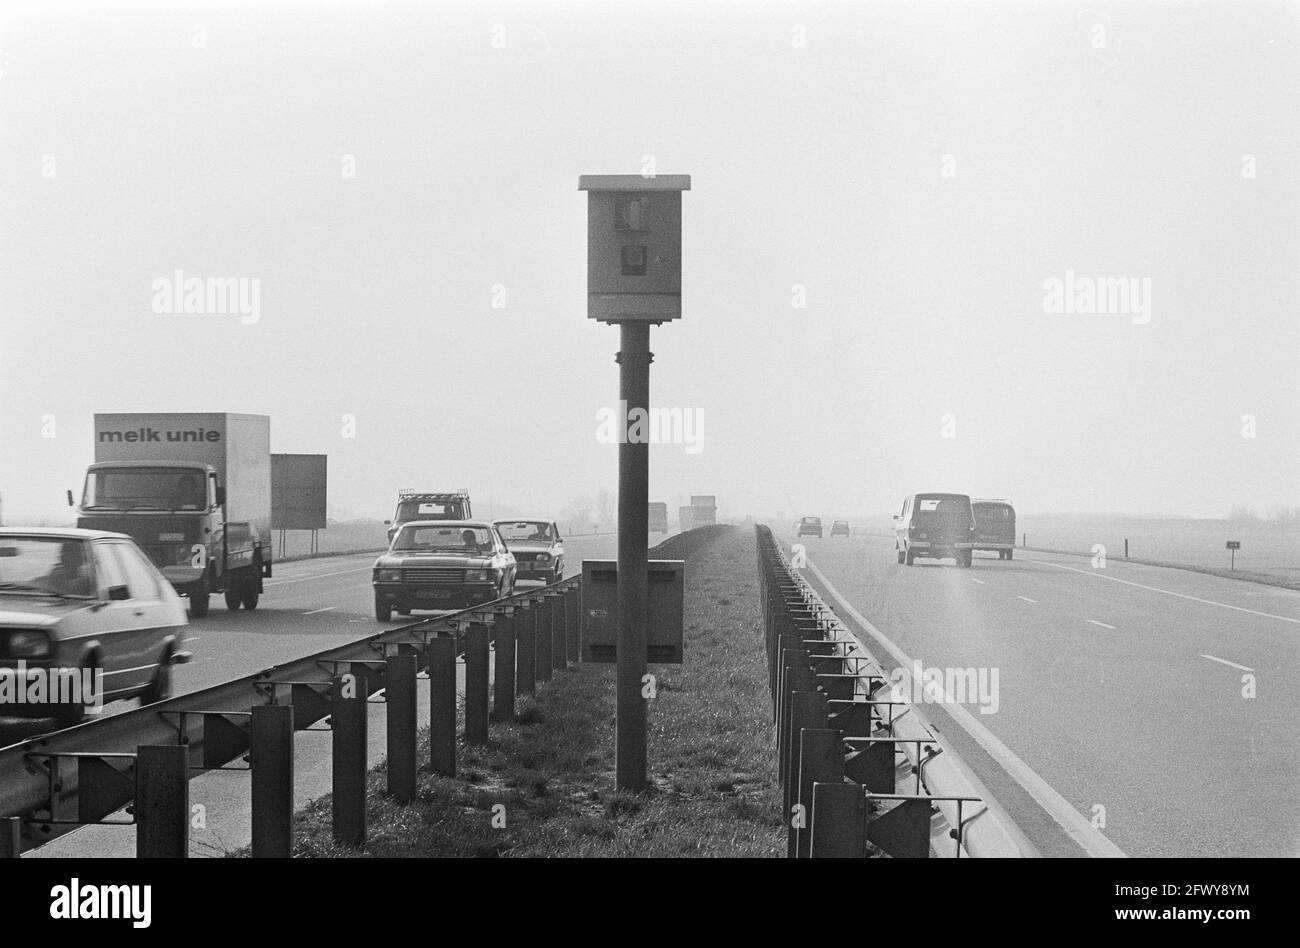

{"left": 756, "top": 525, "right": 1028, "bottom": 858}
{"left": 0, "top": 575, "right": 584, "bottom": 857}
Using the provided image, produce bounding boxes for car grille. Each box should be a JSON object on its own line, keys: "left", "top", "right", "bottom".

{"left": 514, "top": 553, "right": 538, "bottom": 562}
{"left": 402, "top": 568, "right": 464, "bottom": 584}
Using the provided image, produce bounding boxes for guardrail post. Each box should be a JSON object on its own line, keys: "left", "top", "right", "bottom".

{"left": 428, "top": 636, "right": 457, "bottom": 777}
{"left": 1, "top": 817, "right": 21, "bottom": 858}
{"left": 331, "top": 672, "right": 368, "bottom": 846}
{"left": 551, "top": 594, "right": 567, "bottom": 671}
{"left": 136, "top": 744, "right": 188, "bottom": 858}
{"left": 492, "top": 611, "right": 517, "bottom": 721}
{"left": 465, "top": 624, "right": 490, "bottom": 744}
{"left": 250, "top": 703, "right": 294, "bottom": 858}
{"left": 565, "top": 586, "right": 580, "bottom": 664}
{"left": 516, "top": 603, "right": 537, "bottom": 695}
{"left": 784, "top": 691, "right": 827, "bottom": 856}
{"left": 796, "top": 728, "right": 843, "bottom": 859}
{"left": 810, "top": 783, "right": 865, "bottom": 858}
{"left": 536, "top": 597, "right": 553, "bottom": 682}
{"left": 386, "top": 652, "right": 418, "bottom": 801}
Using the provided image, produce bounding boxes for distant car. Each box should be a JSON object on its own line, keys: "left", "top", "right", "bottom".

{"left": 372, "top": 520, "right": 516, "bottom": 621}
{"left": 797, "top": 517, "right": 823, "bottom": 538}
{"left": 0, "top": 528, "right": 191, "bottom": 725}
{"left": 384, "top": 490, "right": 472, "bottom": 544}
{"left": 894, "top": 493, "right": 976, "bottom": 567}
{"left": 972, "top": 500, "right": 1016, "bottom": 560}
{"left": 830, "top": 520, "right": 850, "bottom": 537}
{"left": 493, "top": 519, "right": 564, "bottom": 584}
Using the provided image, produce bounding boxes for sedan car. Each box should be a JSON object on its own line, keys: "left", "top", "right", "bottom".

{"left": 830, "top": 520, "right": 850, "bottom": 537}
{"left": 372, "top": 521, "right": 516, "bottom": 621}
{"left": 797, "top": 516, "right": 824, "bottom": 538}
{"left": 493, "top": 519, "right": 564, "bottom": 584}
{"left": 0, "top": 528, "right": 191, "bottom": 726}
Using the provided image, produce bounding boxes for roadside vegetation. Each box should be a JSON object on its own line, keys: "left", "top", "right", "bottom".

{"left": 249, "top": 524, "right": 781, "bottom": 857}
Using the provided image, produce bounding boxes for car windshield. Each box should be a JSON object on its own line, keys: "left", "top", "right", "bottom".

{"left": 496, "top": 521, "right": 554, "bottom": 542}
{"left": 393, "top": 525, "right": 494, "bottom": 552}
{"left": 0, "top": 537, "right": 96, "bottom": 598}
{"left": 802, "top": 517, "right": 820, "bottom": 524}
{"left": 915, "top": 496, "right": 971, "bottom": 523}
{"left": 396, "top": 501, "right": 458, "bottom": 521}
{"left": 84, "top": 467, "right": 205, "bottom": 510}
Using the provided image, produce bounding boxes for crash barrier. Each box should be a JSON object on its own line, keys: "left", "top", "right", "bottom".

{"left": 0, "top": 576, "right": 584, "bottom": 857}
{"left": 756, "top": 526, "right": 1026, "bottom": 858}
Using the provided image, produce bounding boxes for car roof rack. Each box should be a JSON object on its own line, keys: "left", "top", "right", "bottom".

{"left": 398, "top": 489, "right": 470, "bottom": 502}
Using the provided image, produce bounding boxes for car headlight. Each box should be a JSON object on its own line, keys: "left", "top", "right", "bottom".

{"left": 465, "top": 569, "right": 488, "bottom": 582}
{"left": 6, "top": 630, "right": 52, "bottom": 659}
{"left": 536, "top": 553, "right": 550, "bottom": 563}
{"left": 374, "top": 569, "right": 402, "bottom": 583}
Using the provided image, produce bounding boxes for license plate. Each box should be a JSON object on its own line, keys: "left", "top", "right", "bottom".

{"left": 417, "top": 589, "right": 452, "bottom": 600}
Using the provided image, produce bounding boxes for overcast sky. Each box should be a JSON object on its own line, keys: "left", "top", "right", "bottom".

{"left": 1, "top": 0, "right": 1296, "bottom": 523}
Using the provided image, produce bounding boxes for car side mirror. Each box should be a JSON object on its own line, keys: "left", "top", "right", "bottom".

{"left": 107, "top": 585, "right": 130, "bottom": 601}
{"left": 67, "top": 489, "right": 75, "bottom": 507}
{"left": 215, "top": 485, "right": 227, "bottom": 506}
{"left": 384, "top": 520, "right": 392, "bottom": 525}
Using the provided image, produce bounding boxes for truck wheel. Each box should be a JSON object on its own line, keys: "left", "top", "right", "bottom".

{"left": 189, "top": 576, "right": 210, "bottom": 618}
{"left": 224, "top": 584, "right": 243, "bottom": 611}
{"left": 904, "top": 549, "right": 915, "bottom": 566}
{"left": 1005, "top": 549, "right": 1013, "bottom": 561}
{"left": 896, "top": 547, "right": 904, "bottom": 564}
{"left": 375, "top": 597, "right": 392, "bottom": 622}
{"left": 960, "top": 553, "right": 973, "bottom": 568}
{"left": 241, "top": 585, "right": 259, "bottom": 610}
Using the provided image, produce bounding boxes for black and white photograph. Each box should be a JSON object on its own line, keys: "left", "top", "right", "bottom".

{"left": 0, "top": 0, "right": 1294, "bottom": 923}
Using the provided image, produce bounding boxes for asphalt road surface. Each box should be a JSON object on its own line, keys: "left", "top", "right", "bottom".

{"left": 784, "top": 529, "right": 1300, "bottom": 858}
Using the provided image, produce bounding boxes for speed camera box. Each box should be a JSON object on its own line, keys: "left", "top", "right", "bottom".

{"left": 580, "top": 559, "right": 684, "bottom": 663}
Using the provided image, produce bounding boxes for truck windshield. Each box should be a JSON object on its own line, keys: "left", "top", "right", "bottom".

{"left": 396, "top": 501, "right": 458, "bottom": 521}
{"left": 84, "top": 468, "right": 206, "bottom": 510}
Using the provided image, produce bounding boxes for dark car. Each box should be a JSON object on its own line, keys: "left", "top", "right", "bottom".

{"left": 493, "top": 519, "right": 564, "bottom": 584}
{"left": 797, "top": 517, "right": 823, "bottom": 538}
{"left": 894, "top": 493, "right": 977, "bottom": 567}
{"left": 830, "top": 520, "right": 850, "bottom": 537}
{"left": 972, "top": 500, "right": 1016, "bottom": 560}
{"left": 372, "top": 520, "right": 516, "bottom": 621}
{"left": 0, "top": 528, "right": 191, "bottom": 725}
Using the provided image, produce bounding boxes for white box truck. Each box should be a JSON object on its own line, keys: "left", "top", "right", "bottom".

{"left": 70, "top": 413, "right": 273, "bottom": 617}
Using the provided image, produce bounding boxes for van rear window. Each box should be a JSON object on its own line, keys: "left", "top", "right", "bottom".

{"left": 974, "top": 505, "right": 1012, "bottom": 520}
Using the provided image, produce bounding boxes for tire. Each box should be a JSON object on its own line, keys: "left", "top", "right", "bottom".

{"left": 375, "top": 596, "right": 392, "bottom": 622}
{"left": 225, "top": 584, "right": 243, "bottom": 610}
{"left": 896, "top": 548, "right": 905, "bottom": 564}
{"left": 53, "top": 655, "right": 99, "bottom": 728}
{"left": 189, "top": 574, "right": 210, "bottom": 618}
{"left": 141, "top": 647, "right": 174, "bottom": 706}
{"left": 904, "top": 548, "right": 915, "bottom": 566}
{"left": 960, "top": 553, "right": 973, "bottom": 568}
{"left": 241, "top": 585, "right": 259, "bottom": 610}
{"left": 1006, "top": 549, "right": 1013, "bottom": 561}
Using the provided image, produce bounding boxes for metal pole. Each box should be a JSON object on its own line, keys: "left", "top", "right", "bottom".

{"left": 331, "top": 672, "right": 367, "bottom": 846}
{"left": 565, "top": 586, "right": 581, "bottom": 664}
{"left": 136, "top": 744, "right": 189, "bottom": 858}
{"left": 493, "top": 611, "right": 517, "bottom": 721}
{"left": 0, "top": 817, "right": 19, "bottom": 858}
{"left": 385, "top": 652, "right": 418, "bottom": 801}
{"left": 250, "top": 703, "right": 294, "bottom": 857}
{"left": 428, "top": 637, "right": 457, "bottom": 777}
{"left": 516, "top": 604, "right": 536, "bottom": 695}
{"left": 552, "top": 593, "right": 567, "bottom": 671}
{"left": 616, "top": 321, "right": 651, "bottom": 791}
{"left": 465, "top": 624, "right": 490, "bottom": 743}
{"left": 536, "top": 596, "right": 553, "bottom": 683}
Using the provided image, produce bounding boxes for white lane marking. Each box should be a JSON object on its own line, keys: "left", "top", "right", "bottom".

{"left": 1021, "top": 556, "right": 1300, "bottom": 626}
{"left": 102, "top": 663, "right": 161, "bottom": 677}
{"left": 1017, "top": 596, "right": 1037, "bottom": 603}
{"left": 183, "top": 636, "right": 200, "bottom": 644}
{"left": 804, "top": 557, "right": 1126, "bottom": 858}
{"left": 970, "top": 578, "right": 985, "bottom": 584}
{"left": 1087, "top": 620, "right": 1117, "bottom": 630}
{"left": 302, "top": 606, "right": 336, "bottom": 615}
{"left": 1200, "top": 654, "right": 1254, "bottom": 672}
{"left": 265, "top": 566, "right": 371, "bottom": 587}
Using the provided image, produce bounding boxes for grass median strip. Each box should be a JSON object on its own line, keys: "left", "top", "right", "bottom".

{"left": 238, "top": 525, "right": 781, "bottom": 857}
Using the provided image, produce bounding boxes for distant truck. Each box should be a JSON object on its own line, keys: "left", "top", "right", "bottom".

{"left": 70, "top": 413, "right": 273, "bottom": 617}
{"left": 689, "top": 495, "right": 717, "bottom": 527}
{"left": 385, "top": 489, "right": 472, "bottom": 544}
{"left": 648, "top": 502, "right": 669, "bottom": 534}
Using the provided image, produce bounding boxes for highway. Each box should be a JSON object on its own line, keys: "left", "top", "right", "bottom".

{"left": 782, "top": 529, "right": 1300, "bottom": 858}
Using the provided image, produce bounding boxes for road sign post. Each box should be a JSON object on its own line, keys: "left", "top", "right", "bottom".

{"left": 581, "top": 173, "right": 690, "bottom": 792}
{"left": 1226, "top": 540, "right": 1240, "bottom": 569}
